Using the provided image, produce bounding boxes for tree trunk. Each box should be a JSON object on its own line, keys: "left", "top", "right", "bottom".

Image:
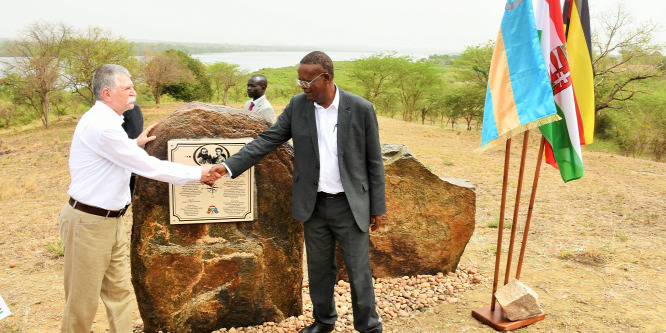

{"left": 43, "top": 91, "right": 50, "bottom": 128}
{"left": 656, "top": 138, "right": 666, "bottom": 162}
{"left": 223, "top": 87, "right": 230, "bottom": 105}
{"left": 153, "top": 86, "right": 162, "bottom": 105}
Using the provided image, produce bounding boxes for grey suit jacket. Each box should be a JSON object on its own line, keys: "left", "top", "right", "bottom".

{"left": 226, "top": 88, "right": 386, "bottom": 232}
{"left": 244, "top": 97, "right": 276, "bottom": 124}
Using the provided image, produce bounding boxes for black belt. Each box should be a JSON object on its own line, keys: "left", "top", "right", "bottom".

{"left": 68, "top": 197, "right": 128, "bottom": 218}
{"left": 317, "top": 192, "right": 345, "bottom": 198}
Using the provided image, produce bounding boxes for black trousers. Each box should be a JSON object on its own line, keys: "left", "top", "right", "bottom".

{"left": 304, "top": 195, "right": 381, "bottom": 332}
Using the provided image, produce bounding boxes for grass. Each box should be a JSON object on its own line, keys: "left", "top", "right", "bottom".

{"left": 1, "top": 102, "right": 665, "bottom": 332}
{"left": 45, "top": 240, "right": 64, "bottom": 258}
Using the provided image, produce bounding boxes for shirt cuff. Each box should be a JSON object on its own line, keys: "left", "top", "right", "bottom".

{"left": 222, "top": 162, "right": 232, "bottom": 177}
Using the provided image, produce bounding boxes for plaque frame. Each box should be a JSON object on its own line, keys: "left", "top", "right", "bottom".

{"left": 167, "top": 138, "right": 255, "bottom": 224}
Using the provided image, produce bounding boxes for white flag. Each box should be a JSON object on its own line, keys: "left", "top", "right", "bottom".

{"left": 0, "top": 294, "right": 11, "bottom": 320}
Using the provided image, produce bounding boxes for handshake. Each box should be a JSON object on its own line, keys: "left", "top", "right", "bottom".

{"left": 199, "top": 164, "right": 229, "bottom": 186}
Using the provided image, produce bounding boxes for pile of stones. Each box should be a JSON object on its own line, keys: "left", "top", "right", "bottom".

{"left": 135, "top": 266, "right": 487, "bottom": 333}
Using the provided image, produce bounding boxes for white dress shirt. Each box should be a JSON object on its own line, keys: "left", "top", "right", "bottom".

{"left": 67, "top": 101, "right": 201, "bottom": 210}
{"left": 314, "top": 85, "right": 344, "bottom": 194}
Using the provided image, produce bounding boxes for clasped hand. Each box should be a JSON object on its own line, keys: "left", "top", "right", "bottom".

{"left": 199, "top": 164, "right": 228, "bottom": 186}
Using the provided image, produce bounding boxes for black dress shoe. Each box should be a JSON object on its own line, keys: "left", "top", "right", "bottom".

{"left": 299, "top": 322, "right": 335, "bottom": 333}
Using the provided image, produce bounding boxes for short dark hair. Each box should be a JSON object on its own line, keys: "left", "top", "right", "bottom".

{"left": 250, "top": 74, "right": 268, "bottom": 88}
{"left": 300, "top": 51, "right": 334, "bottom": 79}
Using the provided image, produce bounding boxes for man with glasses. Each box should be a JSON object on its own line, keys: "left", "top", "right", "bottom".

{"left": 209, "top": 51, "right": 385, "bottom": 333}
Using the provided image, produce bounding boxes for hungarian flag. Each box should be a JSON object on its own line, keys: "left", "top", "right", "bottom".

{"left": 480, "top": 0, "right": 559, "bottom": 150}
{"left": 563, "top": 0, "right": 594, "bottom": 145}
{"left": 536, "top": 0, "right": 584, "bottom": 182}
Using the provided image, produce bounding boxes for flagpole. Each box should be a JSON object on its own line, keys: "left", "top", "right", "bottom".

{"left": 490, "top": 138, "right": 512, "bottom": 311}
{"left": 472, "top": 131, "right": 547, "bottom": 330}
{"left": 503, "top": 131, "right": 530, "bottom": 284}
{"left": 516, "top": 136, "right": 546, "bottom": 279}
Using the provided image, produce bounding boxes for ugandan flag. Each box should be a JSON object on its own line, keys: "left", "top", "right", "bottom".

{"left": 480, "top": 0, "right": 559, "bottom": 150}
{"left": 536, "top": 0, "right": 584, "bottom": 182}
{"left": 563, "top": 0, "right": 594, "bottom": 145}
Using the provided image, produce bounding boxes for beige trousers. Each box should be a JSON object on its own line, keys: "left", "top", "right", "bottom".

{"left": 58, "top": 203, "right": 132, "bottom": 333}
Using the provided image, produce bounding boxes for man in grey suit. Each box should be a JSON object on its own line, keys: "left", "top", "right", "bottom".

{"left": 244, "top": 74, "right": 276, "bottom": 124}
{"left": 210, "top": 51, "right": 385, "bottom": 333}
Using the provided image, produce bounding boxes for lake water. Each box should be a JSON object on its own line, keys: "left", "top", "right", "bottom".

{"left": 192, "top": 51, "right": 428, "bottom": 72}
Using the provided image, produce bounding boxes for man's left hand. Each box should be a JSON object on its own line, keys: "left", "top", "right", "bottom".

{"left": 137, "top": 123, "right": 159, "bottom": 147}
{"left": 370, "top": 214, "right": 384, "bottom": 231}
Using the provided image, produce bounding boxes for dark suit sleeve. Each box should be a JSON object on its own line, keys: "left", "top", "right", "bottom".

{"left": 365, "top": 103, "right": 387, "bottom": 216}
{"left": 121, "top": 103, "right": 144, "bottom": 139}
{"left": 224, "top": 98, "right": 294, "bottom": 178}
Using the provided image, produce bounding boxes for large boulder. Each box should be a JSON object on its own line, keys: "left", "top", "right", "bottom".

{"left": 131, "top": 102, "right": 303, "bottom": 332}
{"left": 337, "top": 144, "right": 476, "bottom": 279}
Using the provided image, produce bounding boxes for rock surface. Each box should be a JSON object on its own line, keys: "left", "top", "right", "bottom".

{"left": 131, "top": 102, "right": 303, "bottom": 332}
{"left": 495, "top": 278, "right": 542, "bottom": 321}
{"left": 338, "top": 144, "right": 476, "bottom": 280}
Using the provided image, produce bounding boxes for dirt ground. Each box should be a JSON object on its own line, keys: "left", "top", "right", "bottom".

{"left": 0, "top": 103, "right": 664, "bottom": 332}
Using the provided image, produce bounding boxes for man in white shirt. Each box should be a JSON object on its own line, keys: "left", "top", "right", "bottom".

{"left": 212, "top": 52, "right": 385, "bottom": 333}
{"left": 59, "top": 64, "right": 220, "bottom": 332}
{"left": 243, "top": 74, "right": 276, "bottom": 124}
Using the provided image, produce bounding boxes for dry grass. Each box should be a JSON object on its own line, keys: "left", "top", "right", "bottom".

{"left": 0, "top": 102, "right": 664, "bottom": 332}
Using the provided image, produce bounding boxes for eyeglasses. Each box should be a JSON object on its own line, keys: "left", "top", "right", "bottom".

{"left": 296, "top": 72, "right": 328, "bottom": 88}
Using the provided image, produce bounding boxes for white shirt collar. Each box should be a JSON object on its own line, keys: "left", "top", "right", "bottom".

{"left": 314, "top": 84, "right": 340, "bottom": 111}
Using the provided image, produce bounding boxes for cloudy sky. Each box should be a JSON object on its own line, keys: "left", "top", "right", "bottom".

{"left": 1, "top": 0, "right": 664, "bottom": 54}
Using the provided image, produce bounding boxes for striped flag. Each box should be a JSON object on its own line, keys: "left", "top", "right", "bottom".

{"left": 536, "top": 0, "right": 584, "bottom": 182}
{"left": 480, "top": 0, "right": 560, "bottom": 150}
{"left": 563, "top": 0, "right": 594, "bottom": 144}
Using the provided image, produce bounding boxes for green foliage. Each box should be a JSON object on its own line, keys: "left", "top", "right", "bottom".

{"left": 245, "top": 65, "right": 302, "bottom": 105}
{"left": 428, "top": 54, "right": 459, "bottom": 66}
{"left": 602, "top": 76, "right": 666, "bottom": 160}
{"left": 162, "top": 49, "right": 212, "bottom": 102}
{"left": 207, "top": 62, "right": 247, "bottom": 105}
{"left": 441, "top": 42, "right": 494, "bottom": 130}
{"left": 64, "top": 27, "right": 138, "bottom": 106}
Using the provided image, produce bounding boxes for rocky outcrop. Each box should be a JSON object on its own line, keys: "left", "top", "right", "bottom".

{"left": 131, "top": 102, "right": 303, "bottom": 333}
{"left": 337, "top": 144, "right": 476, "bottom": 279}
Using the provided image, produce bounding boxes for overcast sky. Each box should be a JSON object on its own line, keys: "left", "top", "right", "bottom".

{"left": 1, "top": 0, "right": 664, "bottom": 54}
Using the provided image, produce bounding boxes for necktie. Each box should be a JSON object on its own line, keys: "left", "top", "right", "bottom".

{"left": 249, "top": 102, "right": 255, "bottom": 111}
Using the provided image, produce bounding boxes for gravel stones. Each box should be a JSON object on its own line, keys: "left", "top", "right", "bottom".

{"left": 133, "top": 266, "right": 487, "bottom": 333}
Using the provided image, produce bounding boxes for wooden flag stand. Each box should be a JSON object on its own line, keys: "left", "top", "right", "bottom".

{"left": 472, "top": 131, "right": 547, "bottom": 331}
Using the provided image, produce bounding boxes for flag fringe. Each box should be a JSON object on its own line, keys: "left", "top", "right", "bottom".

{"left": 477, "top": 114, "right": 561, "bottom": 152}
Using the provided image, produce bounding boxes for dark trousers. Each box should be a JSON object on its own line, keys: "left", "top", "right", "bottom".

{"left": 304, "top": 195, "right": 381, "bottom": 332}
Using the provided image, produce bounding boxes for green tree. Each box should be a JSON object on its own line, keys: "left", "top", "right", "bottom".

{"left": 392, "top": 58, "right": 442, "bottom": 123}
{"left": 442, "top": 42, "right": 494, "bottom": 130}
{"left": 162, "top": 49, "right": 212, "bottom": 102}
{"left": 592, "top": 5, "right": 665, "bottom": 136}
{"left": 1, "top": 22, "right": 71, "bottom": 128}
{"left": 443, "top": 84, "right": 485, "bottom": 130}
{"left": 64, "top": 27, "right": 138, "bottom": 106}
{"left": 348, "top": 53, "right": 409, "bottom": 105}
{"left": 207, "top": 62, "right": 246, "bottom": 104}
{"left": 142, "top": 51, "right": 194, "bottom": 105}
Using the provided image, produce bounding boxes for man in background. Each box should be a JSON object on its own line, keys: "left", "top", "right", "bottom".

{"left": 59, "top": 64, "right": 220, "bottom": 332}
{"left": 121, "top": 102, "right": 143, "bottom": 194}
{"left": 244, "top": 74, "right": 276, "bottom": 124}
{"left": 211, "top": 51, "right": 385, "bottom": 333}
